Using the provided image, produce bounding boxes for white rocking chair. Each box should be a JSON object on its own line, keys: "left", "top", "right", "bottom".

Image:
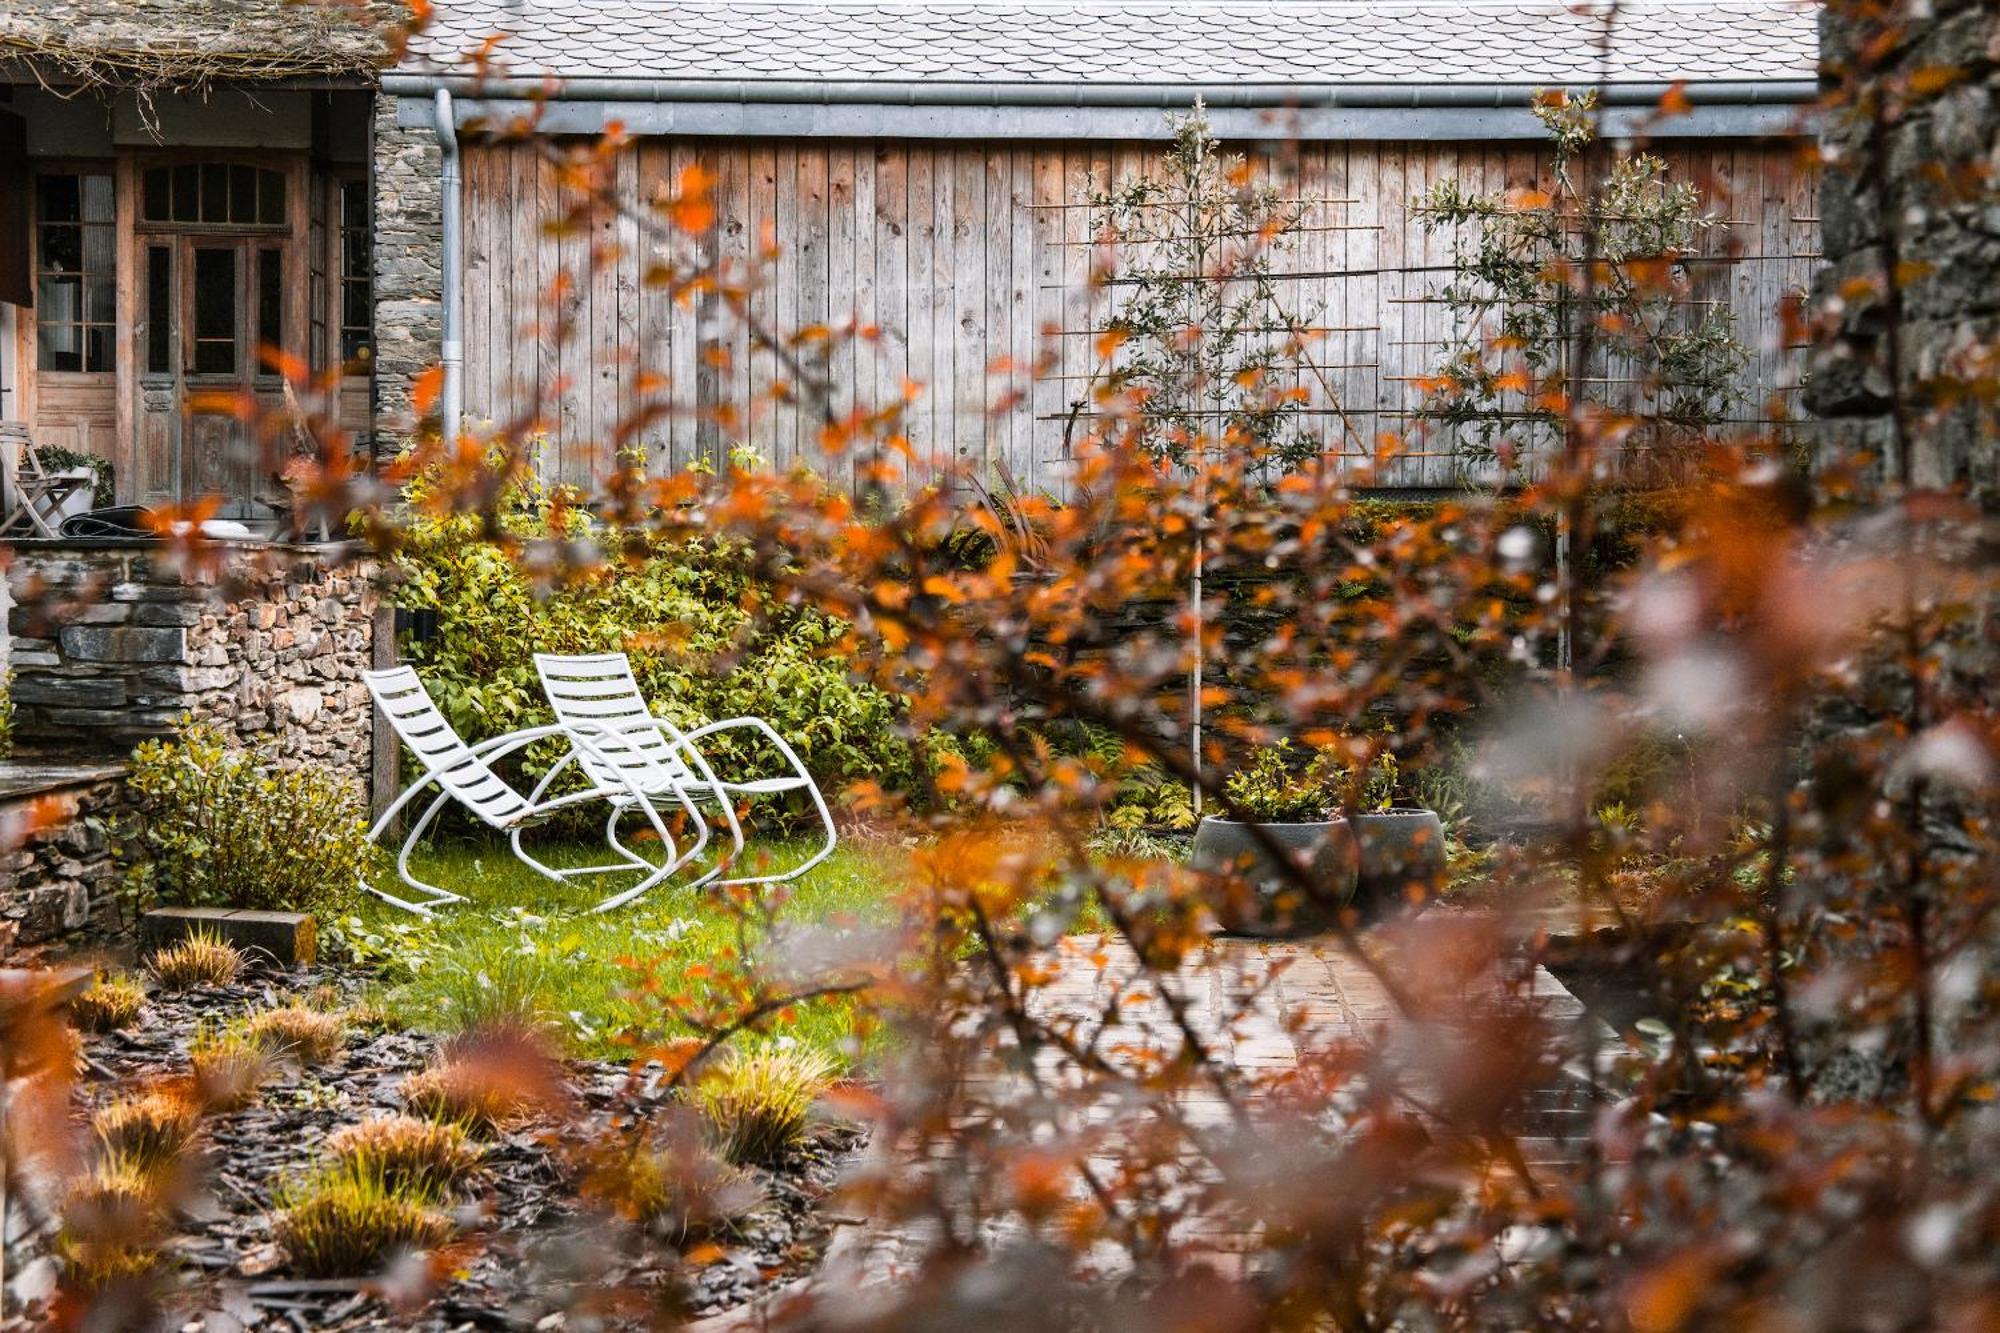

{"left": 362, "top": 666, "right": 707, "bottom": 915}
{"left": 532, "top": 652, "right": 838, "bottom": 913}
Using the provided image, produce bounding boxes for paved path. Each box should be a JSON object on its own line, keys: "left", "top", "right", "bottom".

{"left": 701, "top": 929, "right": 1608, "bottom": 1328}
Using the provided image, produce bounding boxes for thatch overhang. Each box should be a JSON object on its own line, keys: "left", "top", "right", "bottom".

{"left": 0, "top": 0, "right": 399, "bottom": 95}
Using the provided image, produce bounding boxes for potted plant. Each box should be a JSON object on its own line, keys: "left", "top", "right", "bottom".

{"left": 1191, "top": 740, "right": 1359, "bottom": 937}
{"left": 1345, "top": 751, "right": 1448, "bottom": 909}
{"left": 30, "top": 443, "right": 108, "bottom": 527}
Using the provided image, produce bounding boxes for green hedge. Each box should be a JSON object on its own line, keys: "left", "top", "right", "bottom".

{"left": 389, "top": 484, "right": 916, "bottom": 807}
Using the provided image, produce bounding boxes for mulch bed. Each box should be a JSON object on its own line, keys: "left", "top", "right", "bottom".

{"left": 22, "top": 962, "right": 864, "bottom": 1331}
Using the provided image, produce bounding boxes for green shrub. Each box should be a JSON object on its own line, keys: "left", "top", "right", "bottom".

{"left": 125, "top": 723, "right": 373, "bottom": 916}
{"left": 1221, "top": 739, "right": 1348, "bottom": 823}
{"left": 390, "top": 457, "right": 916, "bottom": 805}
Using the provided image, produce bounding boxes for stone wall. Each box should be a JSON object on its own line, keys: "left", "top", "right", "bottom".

{"left": 371, "top": 94, "right": 444, "bottom": 437}
{"left": 1806, "top": 0, "right": 1999, "bottom": 496}
{"left": 7, "top": 541, "right": 378, "bottom": 769}
{"left": 0, "top": 764, "right": 133, "bottom": 961}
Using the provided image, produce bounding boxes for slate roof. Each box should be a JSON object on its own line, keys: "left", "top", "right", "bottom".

{"left": 406, "top": 0, "right": 1818, "bottom": 89}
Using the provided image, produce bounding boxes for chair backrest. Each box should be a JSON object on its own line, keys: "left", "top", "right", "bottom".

{"left": 534, "top": 652, "right": 694, "bottom": 795}
{"left": 364, "top": 667, "right": 531, "bottom": 829}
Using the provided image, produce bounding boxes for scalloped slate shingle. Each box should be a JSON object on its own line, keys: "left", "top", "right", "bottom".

{"left": 406, "top": 0, "right": 1817, "bottom": 88}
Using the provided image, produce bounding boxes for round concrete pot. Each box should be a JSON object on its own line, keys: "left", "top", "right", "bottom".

{"left": 1351, "top": 807, "right": 1447, "bottom": 907}
{"left": 1191, "top": 815, "right": 1359, "bottom": 937}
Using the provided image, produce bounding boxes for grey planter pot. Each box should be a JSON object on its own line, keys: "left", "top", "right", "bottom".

{"left": 1190, "top": 815, "right": 1359, "bottom": 937}
{"left": 1351, "top": 807, "right": 1447, "bottom": 906}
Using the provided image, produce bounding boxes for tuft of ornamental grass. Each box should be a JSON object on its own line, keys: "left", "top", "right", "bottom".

{"left": 621, "top": 1150, "right": 763, "bottom": 1244}
{"left": 326, "top": 1115, "right": 483, "bottom": 1197}
{"left": 91, "top": 1087, "right": 202, "bottom": 1172}
{"left": 146, "top": 928, "right": 244, "bottom": 992}
{"left": 70, "top": 973, "right": 146, "bottom": 1033}
{"left": 60, "top": 1154, "right": 171, "bottom": 1288}
{"left": 399, "top": 1061, "right": 529, "bottom": 1137}
{"left": 188, "top": 1023, "right": 273, "bottom": 1112}
{"left": 691, "top": 1047, "right": 838, "bottom": 1167}
{"left": 242, "top": 1005, "right": 348, "bottom": 1065}
{"left": 272, "top": 1164, "right": 454, "bottom": 1278}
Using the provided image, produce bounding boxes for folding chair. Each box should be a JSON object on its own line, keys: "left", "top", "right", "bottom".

{"left": 362, "top": 666, "right": 706, "bottom": 916}
{"left": 533, "top": 652, "right": 838, "bottom": 912}
{"left": 0, "top": 422, "right": 94, "bottom": 538}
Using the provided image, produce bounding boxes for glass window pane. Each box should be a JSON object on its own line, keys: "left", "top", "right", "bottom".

{"left": 342, "top": 180, "right": 367, "bottom": 229}
{"left": 83, "top": 223, "right": 114, "bottom": 276}
{"left": 81, "top": 175, "right": 113, "bottom": 224}
{"left": 200, "top": 164, "right": 229, "bottom": 222}
{"left": 85, "top": 325, "right": 115, "bottom": 373}
{"left": 37, "top": 320, "right": 83, "bottom": 372}
{"left": 343, "top": 279, "right": 369, "bottom": 332}
{"left": 36, "top": 274, "right": 81, "bottom": 324}
{"left": 173, "top": 165, "right": 200, "bottom": 221}
{"left": 144, "top": 168, "right": 169, "bottom": 221}
{"left": 40, "top": 223, "right": 80, "bottom": 271}
{"left": 147, "top": 247, "right": 173, "bottom": 375}
{"left": 230, "top": 165, "right": 257, "bottom": 223}
{"left": 193, "top": 247, "right": 237, "bottom": 368}
{"left": 85, "top": 273, "right": 115, "bottom": 324}
{"left": 260, "top": 169, "right": 286, "bottom": 224}
{"left": 38, "top": 175, "right": 80, "bottom": 222}
{"left": 257, "top": 248, "right": 282, "bottom": 370}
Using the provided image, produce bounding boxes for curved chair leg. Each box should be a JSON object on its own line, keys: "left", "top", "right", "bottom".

{"left": 360, "top": 774, "right": 466, "bottom": 914}
{"left": 589, "top": 783, "right": 711, "bottom": 914}
{"left": 682, "top": 717, "right": 838, "bottom": 891}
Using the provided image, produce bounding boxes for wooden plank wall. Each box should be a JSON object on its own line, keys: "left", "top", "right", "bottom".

{"left": 460, "top": 136, "right": 1820, "bottom": 495}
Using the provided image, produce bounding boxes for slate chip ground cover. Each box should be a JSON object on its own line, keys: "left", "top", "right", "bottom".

{"left": 31, "top": 840, "right": 876, "bottom": 1330}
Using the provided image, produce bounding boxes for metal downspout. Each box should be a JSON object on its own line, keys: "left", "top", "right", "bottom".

{"left": 433, "top": 88, "right": 463, "bottom": 438}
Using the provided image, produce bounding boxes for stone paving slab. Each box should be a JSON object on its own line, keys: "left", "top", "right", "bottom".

{"left": 761, "top": 930, "right": 1611, "bottom": 1322}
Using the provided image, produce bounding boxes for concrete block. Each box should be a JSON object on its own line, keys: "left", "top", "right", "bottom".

{"left": 140, "top": 906, "right": 317, "bottom": 967}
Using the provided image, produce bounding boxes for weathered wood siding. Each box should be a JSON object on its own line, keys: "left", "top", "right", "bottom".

{"left": 460, "top": 137, "right": 1820, "bottom": 493}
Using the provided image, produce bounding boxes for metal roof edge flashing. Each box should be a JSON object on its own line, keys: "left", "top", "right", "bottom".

{"left": 380, "top": 72, "right": 1821, "bottom": 110}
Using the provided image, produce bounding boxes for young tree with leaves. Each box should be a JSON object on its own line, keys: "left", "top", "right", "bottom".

{"left": 1080, "top": 109, "right": 1340, "bottom": 479}
{"left": 1417, "top": 89, "right": 1749, "bottom": 483}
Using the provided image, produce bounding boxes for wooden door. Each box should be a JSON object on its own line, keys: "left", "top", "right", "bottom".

{"left": 132, "top": 159, "right": 299, "bottom": 521}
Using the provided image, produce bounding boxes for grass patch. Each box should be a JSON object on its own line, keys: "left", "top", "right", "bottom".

{"left": 341, "top": 836, "right": 894, "bottom": 1062}
{"left": 693, "top": 1047, "right": 837, "bottom": 1167}
{"left": 92, "top": 1086, "right": 202, "bottom": 1171}
{"left": 242, "top": 1005, "right": 348, "bottom": 1065}
{"left": 188, "top": 1024, "right": 273, "bottom": 1111}
{"left": 71, "top": 973, "right": 146, "bottom": 1033}
{"left": 327, "top": 1115, "right": 484, "bottom": 1196}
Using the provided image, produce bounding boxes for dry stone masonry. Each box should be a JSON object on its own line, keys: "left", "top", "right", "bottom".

{"left": 371, "top": 95, "right": 445, "bottom": 437}
{"left": 7, "top": 540, "right": 379, "bottom": 763}
{"left": 0, "top": 764, "right": 132, "bottom": 960}
{"left": 1807, "top": 0, "right": 2000, "bottom": 498}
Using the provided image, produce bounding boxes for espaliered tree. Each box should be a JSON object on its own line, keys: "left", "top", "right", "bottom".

{"left": 1416, "top": 89, "right": 1749, "bottom": 484}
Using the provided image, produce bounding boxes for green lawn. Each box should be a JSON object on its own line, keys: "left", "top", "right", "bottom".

{"left": 338, "top": 834, "right": 896, "bottom": 1064}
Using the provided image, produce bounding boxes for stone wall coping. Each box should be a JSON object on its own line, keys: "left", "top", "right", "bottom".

{"left": 7, "top": 537, "right": 364, "bottom": 558}
{"left": 0, "top": 761, "right": 129, "bottom": 801}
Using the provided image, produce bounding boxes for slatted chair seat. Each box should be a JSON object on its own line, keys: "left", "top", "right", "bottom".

{"left": 533, "top": 651, "right": 839, "bottom": 910}
{"left": 368, "top": 668, "right": 536, "bottom": 828}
